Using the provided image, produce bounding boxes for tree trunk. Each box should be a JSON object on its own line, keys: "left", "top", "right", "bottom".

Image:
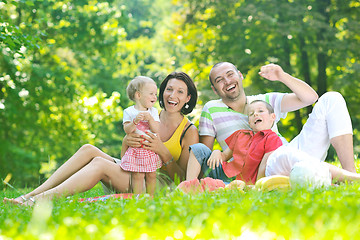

{"left": 283, "top": 36, "right": 303, "bottom": 133}
{"left": 299, "top": 35, "right": 313, "bottom": 115}
{"left": 315, "top": 0, "right": 331, "bottom": 96}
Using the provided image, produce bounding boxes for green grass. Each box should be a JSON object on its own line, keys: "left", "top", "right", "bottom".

{"left": 2, "top": 162, "right": 360, "bottom": 239}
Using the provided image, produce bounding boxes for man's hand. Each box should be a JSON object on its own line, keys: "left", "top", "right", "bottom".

{"left": 258, "top": 63, "right": 286, "bottom": 82}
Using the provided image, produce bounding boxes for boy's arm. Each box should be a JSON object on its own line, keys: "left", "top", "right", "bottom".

{"left": 256, "top": 151, "right": 274, "bottom": 181}
{"left": 207, "top": 148, "right": 233, "bottom": 170}
{"left": 222, "top": 148, "right": 233, "bottom": 162}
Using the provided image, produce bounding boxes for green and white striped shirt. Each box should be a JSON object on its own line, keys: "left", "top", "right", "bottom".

{"left": 199, "top": 92, "right": 288, "bottom": 151}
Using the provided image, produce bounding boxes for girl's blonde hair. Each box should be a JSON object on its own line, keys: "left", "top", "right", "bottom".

{"left": 126, "top": 76, "right": 156, "bottom": 101}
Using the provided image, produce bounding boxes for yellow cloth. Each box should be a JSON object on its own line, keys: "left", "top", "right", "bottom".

{"left": 163, "top": 116, "right": 188, "bottom": 162}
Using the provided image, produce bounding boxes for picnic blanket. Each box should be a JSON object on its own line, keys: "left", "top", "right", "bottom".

{"left": 78, "top": 193, "right": 134, "bottom": 203}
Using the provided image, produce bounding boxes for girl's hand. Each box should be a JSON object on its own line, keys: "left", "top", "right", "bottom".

{"left": 141, "top": 112, "right": 152, "bottom": 121}
{"left": 134, "top": 113, "right": 145, "bottom": 124}
{"left": 207, "top": 150, "right": 224, "bottom": 170}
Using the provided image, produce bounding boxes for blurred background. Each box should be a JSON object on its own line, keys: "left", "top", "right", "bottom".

{"left": 1, "top": 0, "right": 359, "bottom": 187}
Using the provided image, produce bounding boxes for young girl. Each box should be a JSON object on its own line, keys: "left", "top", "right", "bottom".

{"left": 120, "top": 76, "right": 162, "bottom": 195}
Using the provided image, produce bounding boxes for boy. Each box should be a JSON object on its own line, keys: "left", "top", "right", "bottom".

{"left": 205, "top": 100, "right": 282, "bottom": 184}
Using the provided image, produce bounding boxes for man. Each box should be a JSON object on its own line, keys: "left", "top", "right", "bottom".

{"left": 186, "top": 62, "right": 356, "bottom": 181}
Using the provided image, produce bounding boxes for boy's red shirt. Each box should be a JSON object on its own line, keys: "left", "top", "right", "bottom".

{"left": 222, "top": 129, "right": 283, "bottom": 184}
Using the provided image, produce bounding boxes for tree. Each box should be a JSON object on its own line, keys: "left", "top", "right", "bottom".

{"left": 168, "top": 0, "right": 360, "bottom": 146}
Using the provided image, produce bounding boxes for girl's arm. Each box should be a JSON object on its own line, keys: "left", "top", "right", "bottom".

{"left": 124, "top": 113, "right": 144, "bottom": 134}
{"left": 123, "top": 121, "right": 136, "bottom": 134}
{"left": 143, "top": 111, "right": 160, "bottom": 133}
{"left": 147, "top": 117, "right": 160, "bottom": 134}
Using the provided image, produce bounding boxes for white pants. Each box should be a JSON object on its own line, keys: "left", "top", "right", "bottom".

{"left": 266, "top": 92, "right": 353, "bottom": 176}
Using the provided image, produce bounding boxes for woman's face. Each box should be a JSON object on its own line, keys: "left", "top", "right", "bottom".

{"left": 162, "top": 78, "right": 191, "bottom": 113}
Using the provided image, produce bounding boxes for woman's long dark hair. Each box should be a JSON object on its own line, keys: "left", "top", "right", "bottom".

{"left": 159, "top": 72, "right": 197, "bottom": 115}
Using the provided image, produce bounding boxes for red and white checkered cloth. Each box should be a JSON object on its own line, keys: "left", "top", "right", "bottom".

{"left": 120, "top": 147, "right": 162, "bottom": 172}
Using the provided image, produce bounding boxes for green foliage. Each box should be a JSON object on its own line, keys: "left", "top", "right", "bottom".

{"left": 1, "top": 182, "right": 360, "bottom": 239}
{"left": 1, "top": 0, "right": 360, "bottom": 187}
{"left": 170, "top": 0, "right": 360, "bottom": 142}
{"left": 0, "top": 0, "right": 128, "bottom": 186}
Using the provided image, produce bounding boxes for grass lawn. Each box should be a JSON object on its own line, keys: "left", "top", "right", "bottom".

{"left": 1, "top": 162, "right": 360, "bottom": 239}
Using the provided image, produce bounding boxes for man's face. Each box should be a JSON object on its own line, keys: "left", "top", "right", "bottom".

{"left": 210, "top": 63, "right": 243, "bottom": 101}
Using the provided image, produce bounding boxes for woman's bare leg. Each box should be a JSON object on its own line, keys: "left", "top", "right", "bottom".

{"left": 186, "top": 151, "right": 201, "bottom": 181}
{"left": 132, "top": 172, "right": 145, "bottom": 194}
{"left": 145, "top": 172, "right": 157, "bottom": 195}
{"left": 4, "top": 144, "right": 114, "bottom": 203}
{"left": 22, "top": 157, "right": 130, "bottom": 205}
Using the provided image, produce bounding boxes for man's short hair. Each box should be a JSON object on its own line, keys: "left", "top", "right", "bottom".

{"left": 209, "top": 62, "right": 239, "bottom": 86}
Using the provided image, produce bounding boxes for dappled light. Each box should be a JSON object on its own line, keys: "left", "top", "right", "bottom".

{"left": 1, "top": 0, "right": 359, "bottom": 190}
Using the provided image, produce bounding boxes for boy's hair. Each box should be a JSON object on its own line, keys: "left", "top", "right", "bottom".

{"left": 248, "top": 100, "right": 274, "bottom": 114}
{"left": 126, "top": 76, "right": 156, "bottom": 101}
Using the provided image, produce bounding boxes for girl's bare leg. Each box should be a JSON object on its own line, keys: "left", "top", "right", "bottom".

{"left": 145, "top": 172, "right": 157, "bottom": 195}
{"left": 4, "top": 144, "right": 114, "bottom": 204}
{"left": 325, "top": 162, "right": 360, "bottom": 182}
{"left": 132, "top": 172, "right": 145, "bottom": 194}
{"left": 22, "top": 157, "right": 130, "bottom": 205}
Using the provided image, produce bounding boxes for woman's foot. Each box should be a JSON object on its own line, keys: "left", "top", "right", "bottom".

{"left": 3, "top": 195, "right": 27, "bottom": 204}
{"left": 21, "top": 197, "right": 36, "bottom": 207}
{"left": 3, "top": 195, "right": 35, "bottom": 206}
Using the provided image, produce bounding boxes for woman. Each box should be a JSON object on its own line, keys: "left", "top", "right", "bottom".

{"left": 4, "top": 72, "right": 199, "bottom": 205}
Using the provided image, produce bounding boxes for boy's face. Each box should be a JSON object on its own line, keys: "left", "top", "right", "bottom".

{"left": 248, "top": 102, "right": 275, "bottom": 132}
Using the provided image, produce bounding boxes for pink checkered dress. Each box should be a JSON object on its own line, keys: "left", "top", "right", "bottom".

{"left": 120, "top": 121, "right": 162, "bottom": 172}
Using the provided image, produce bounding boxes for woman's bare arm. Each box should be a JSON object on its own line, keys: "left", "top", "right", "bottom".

{"left": 168, "top": 124, "right": 199, "bottom": 181}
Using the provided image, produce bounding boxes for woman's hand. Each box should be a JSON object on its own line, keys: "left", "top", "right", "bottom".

{"left": 124, "top": 132, "right": 143, "bottom": 148}
{"left": 141, "top": 131, "right": 167, "bottom": 155}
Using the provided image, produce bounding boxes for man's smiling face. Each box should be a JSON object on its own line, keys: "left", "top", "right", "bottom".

{"left": 210, "top": 62, "right": 243, "bottom": 102}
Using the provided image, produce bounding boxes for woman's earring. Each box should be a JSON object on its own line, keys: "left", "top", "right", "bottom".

{"left": 160, "top": 100, "right": 163, "bottom": 105}
{"left": 185, "top": 103, "right": 189, "bottom": 109}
